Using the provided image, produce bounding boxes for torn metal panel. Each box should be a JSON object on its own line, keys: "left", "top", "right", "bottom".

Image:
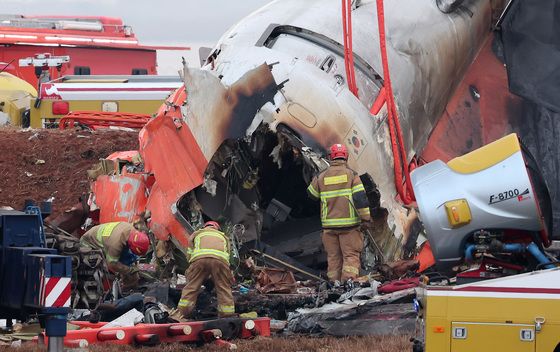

{"left": 91, "top": 172, "right": 148, "bottom": 224}
{"left": 106, "top": 151, "right": 141, "bottom": 163}
{"left": 140, "top": 90, "right": 207, "bottom": 197}
{"left": 182, "top": 63, "right": 279, "bottom": 159}
{"left": 138, "top": 88, "right": 208, "bottom": 243}
{"left": 287, "top": 290, "right": 416, "bottom": 335}
{"left": 145, "top": 183, "right": 190, "bottom": 246}
{"left": 313, "top": 303, "right": 416, "bottom": 336}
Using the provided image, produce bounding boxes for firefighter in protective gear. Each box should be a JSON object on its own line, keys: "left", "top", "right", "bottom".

{"left": 80, "top": 222, "right": 150, "bottom": 290}
{"left": 307, "top": 144, "right": 371, "bottom": 282}
{"left": 174, "top": 221, "right": 235, "bottom": 320}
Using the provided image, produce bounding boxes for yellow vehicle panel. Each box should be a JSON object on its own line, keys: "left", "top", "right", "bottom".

{"left": 30, "top": 99, "right": 162, "bottom": 128}
{"left": 450, "top": 322, "right": 535, "bottom": 352}
{"left": 30, "top": 74, "right": 182, "bottom": 128}
{"left": 422, "top": 268, "right": 560, "bottom": 352}
{"left": 0, "top": 72, "right": 36, "bottom": 126}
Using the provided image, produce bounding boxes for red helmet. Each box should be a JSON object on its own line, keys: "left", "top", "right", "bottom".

{"left": 204, "top": 221, "right": 221, "bottom": 231}
{"left": 127, "top": 229, "right": 150, "bottom": 256}
{"left": 329, "top": 144, "right": 348, "bottom": 160}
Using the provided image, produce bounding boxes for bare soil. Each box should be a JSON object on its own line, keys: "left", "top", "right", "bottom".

{"left": 0, "top": 127, "right": 138, "bottom": 217}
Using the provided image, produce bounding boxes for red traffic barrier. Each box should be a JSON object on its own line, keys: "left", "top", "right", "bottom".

{"left": 214, "top": 339, "right": 238, "bottom": 350}
{"left": 39, "top": 318, "right": 271, "bottom": 346}
{"left": 70, "top": 321, "right": 107, "bottom": 329}
{"left": 134, "top": 333, "right": 160, "bottom": 346}
{"left": 65, "top": 339, "right": 89, "bottom": 348}
{"left": 168, "top": 324, "right": 193, "bottom": 336}
{"left": 201, "top": 328, "right": 223, "bottom": 342}
{"left": 97, "top": 329, "right": 125, "bottom": 341}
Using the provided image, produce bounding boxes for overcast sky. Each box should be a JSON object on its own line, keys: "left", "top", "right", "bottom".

{"left": 1, "top": 0, "right": 273, "bottom": 72}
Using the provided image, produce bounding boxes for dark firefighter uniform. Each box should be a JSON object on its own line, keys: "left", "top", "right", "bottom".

{"left": 176, "top": 225, "right": 235, "bottom": 319}
{"left": 307, "top": 159, "right": 371, "bottom": 282}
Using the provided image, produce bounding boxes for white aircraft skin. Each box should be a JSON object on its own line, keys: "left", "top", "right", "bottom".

{"left": 180, "top": 0, "right": 507, "bottom": 259}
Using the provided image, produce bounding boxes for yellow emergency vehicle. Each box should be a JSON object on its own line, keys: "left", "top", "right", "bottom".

{"left": 30, "top": 75, "right": 182, "bottom": 128}
{"left": 418, "top": 268, "right": 560, "bottom": 352}
{"left": 0, "top": 72, "right": 37, "bottom": 126}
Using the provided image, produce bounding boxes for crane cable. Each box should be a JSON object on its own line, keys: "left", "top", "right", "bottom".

{"left": 375, "top": 0, "right": 415, "bottom": 204}
{"left": 341, "top": 0, "right": 359, "bottom": 97}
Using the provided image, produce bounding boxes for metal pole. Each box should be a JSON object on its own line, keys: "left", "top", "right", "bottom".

{"left": 47, "top": 336, "right": 64, "bottom": 352}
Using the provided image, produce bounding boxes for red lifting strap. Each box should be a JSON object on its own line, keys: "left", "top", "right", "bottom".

{"left": 342, "top": 0, "right": 359, "bottom": 98}
{"left": 375, "top": 0, "right": 415, "bottom": 204}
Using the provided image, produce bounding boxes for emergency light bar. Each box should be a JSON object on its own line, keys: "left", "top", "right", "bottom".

{"left": 19, "top": 53, "right": 70, "bottom": 67}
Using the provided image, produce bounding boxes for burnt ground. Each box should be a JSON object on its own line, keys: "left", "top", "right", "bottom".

{"left": 3, "top": 335, "right": 413, "bottom": 351}
{"left": 0, "top": 127, "right": 139, "bottom": 217}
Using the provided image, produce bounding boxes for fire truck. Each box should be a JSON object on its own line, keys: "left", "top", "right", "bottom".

{"left": 0, "top": 14, "right": 188, "bottom": 87}
{"left": 30, "top": 75, "right": 182, "bottom": 128}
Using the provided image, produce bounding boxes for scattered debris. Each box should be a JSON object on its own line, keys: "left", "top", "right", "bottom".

{"left": 255, "top": 268, "right": 297, "bottom": 294}
{"left": 287, "top": 289, "right": 417, "bottom": 336}
{"left": 378, "top": 277, "right": 420, "bottom": 294}
{"left": 104, "top": 309, "right": 144, "bottom": 328}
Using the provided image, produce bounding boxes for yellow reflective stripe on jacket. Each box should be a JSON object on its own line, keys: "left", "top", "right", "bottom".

{"left": 218, "top": 305, "right": 235, "bottom": 313}
{"left": 357, "top": 207, "right": 371, "bottom": 216}
{"left": 322, "top": 217, "right": 360, "bottom": 227}
{"left": 318, "top": 187, "right": 360, "bottom": 226}
{"left": 95, "top": 222, "right": 120, "bottom": 244}
{"left": 319, "top": 188, "right": 352, "bottom": 199}
{"left": 307, "top": 184, "right": 320, "bottom": 198}
{"left": 190, "top": 249, "right": 230, "bottom": 262}
{"left": 321, "top": 199, "right": 328, "bottom": 222}
{"left": 324, "top": 174, "right": 348, "bottom": 185}
{"left": 352, "top": 184, "right": 365, "bottom": 193}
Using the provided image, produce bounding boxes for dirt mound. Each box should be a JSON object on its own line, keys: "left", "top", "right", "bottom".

{"left": 0, "top": 127, "right": 139, "bottom": 217}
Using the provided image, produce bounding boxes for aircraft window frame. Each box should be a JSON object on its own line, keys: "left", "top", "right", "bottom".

{"left": 256, "top": 24, "right": 384, "bottom": 90}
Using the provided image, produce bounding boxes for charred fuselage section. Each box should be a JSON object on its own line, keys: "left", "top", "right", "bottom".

{"left": 184, "top": 126, "right": 329, "bottom": 270}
